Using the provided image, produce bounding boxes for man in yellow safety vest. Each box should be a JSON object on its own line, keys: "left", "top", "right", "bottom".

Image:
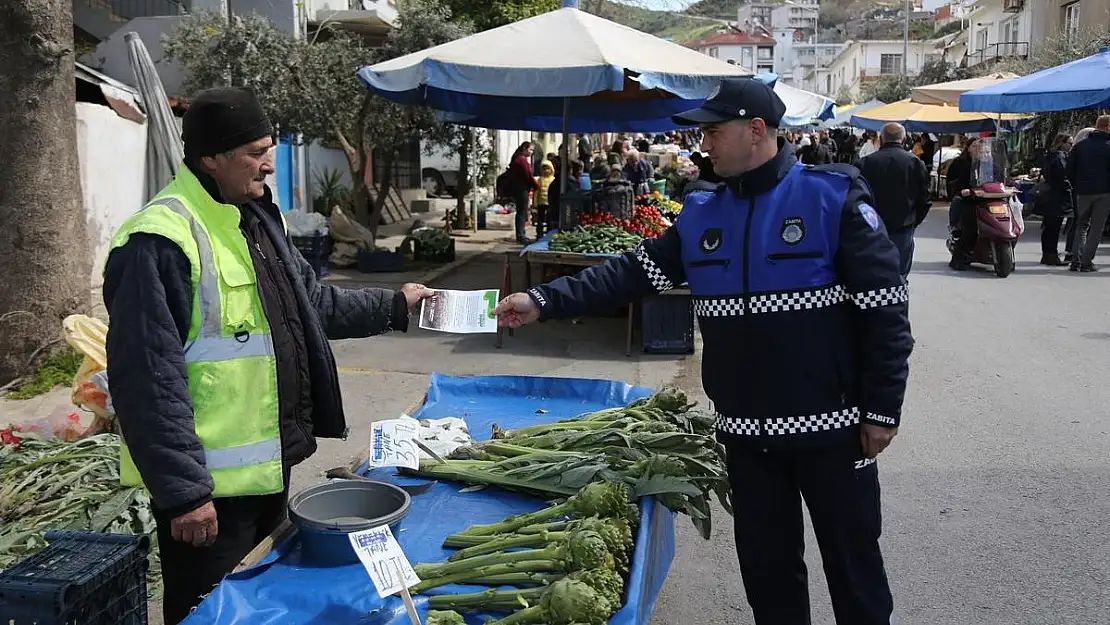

{"left": 103, "top": 87, "right": 434, "bottom": 624}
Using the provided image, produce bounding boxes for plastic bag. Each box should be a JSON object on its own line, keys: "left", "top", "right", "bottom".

{"left": 328, "top": 205, "right": 377, "bottom": 268}
{"left": 62, "top": 315, "right": 115, "bottom": 436}
{"left": 285, "top": 209, "right": 329, "bottom": 236}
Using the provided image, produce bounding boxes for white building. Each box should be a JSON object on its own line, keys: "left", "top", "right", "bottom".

{"left": 824, "top": 39, "right": 947, "bottom": 100}
{"left": 737, "top": 0, "right": 819, "bottom": 41}
{"left": 688, "top": 31, "right": 778, "bottom": 74}
{"left": 964, "top": 0, "right": 1032, "bottom": 70}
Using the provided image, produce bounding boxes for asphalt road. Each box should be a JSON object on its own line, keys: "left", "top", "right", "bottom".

{"left": 648, "top": 211, "right": 1110, "bottom": 625}
{"left": 309, "top": 212, "right": 1110, "bottom": 624}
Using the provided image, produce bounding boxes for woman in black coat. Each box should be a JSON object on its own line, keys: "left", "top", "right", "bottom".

{"left": 1038, "top": 133, "right": 1075, "bottom": 266}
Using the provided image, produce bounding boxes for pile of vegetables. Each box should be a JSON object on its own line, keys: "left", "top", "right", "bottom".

{"left": 405, "top": 388, "right": 731, "bottom": 539}
{"left": 415, "top": 482, "right": 636, "bottom": 624}
{"left": 411, "top": 227, "right": 453, "bottom": 259}
{"left": 575, "top": 208, "right": 668, "bottom": 240}
{"left": 549, "top": 225, "right": 642, "bottom": 255}
{"left": 0, "top": 432, "right": 160, "bottom": 591}
{"left": 636, "top": 192, "right": 683, "bottom": 219}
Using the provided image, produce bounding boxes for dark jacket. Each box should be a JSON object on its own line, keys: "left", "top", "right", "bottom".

{"left": 800, "top": 142, "right": 832, "bottom": 165}
{"left": 525, "top": 143, "right": 912, "bottom": 450}
{"left": 1066, "top": 130, "right": 1110, "bottom": 195}
{"left": 858, "top": 143, "right": 931, "bottom": 230}
{"left": 1039, "top": 149, "right": 1073, "bottom": 217}
{"left": 946, "top": 151, "right": 975, "bottom": 200}
{"left": 104, "top": 168, "right": 408, "bottom": 516}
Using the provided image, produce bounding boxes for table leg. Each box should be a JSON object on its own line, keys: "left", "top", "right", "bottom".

{"left": 524, "top": 257, "right": 533, "bottom": 289}
{"left": 626, "top": 300, "right": 635, "bottom": 357}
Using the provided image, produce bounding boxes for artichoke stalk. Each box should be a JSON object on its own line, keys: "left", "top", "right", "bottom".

{"left": 457, "top": 482, "right": 630, "bottom": 536}
{"left": 446, "top": 518, "right": 633, "bottom": 574}
{"left": 426, "top": 609, "right": 467, "bottom": 625}
{"left": 485, "top": 578, "right": 616, "bottom": 625}
{"left": 427, "top": 568, "right": 624, "bottom": 614}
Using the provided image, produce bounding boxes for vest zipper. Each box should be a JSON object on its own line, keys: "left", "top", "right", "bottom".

{"left": 742, "top": 196, "right": 767, "bottom": 442}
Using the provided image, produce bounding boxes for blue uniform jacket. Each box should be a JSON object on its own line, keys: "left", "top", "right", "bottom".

{"left": 527, "top": 143, "right": 913, "bottom": 450}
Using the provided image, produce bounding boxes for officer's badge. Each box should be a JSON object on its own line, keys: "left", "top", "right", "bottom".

{"left": 858, "top": 203, "right": 882, "bottom": 232}
{"left": 780, "top": 217, "right": 805, "bottom": 245}
{"left": 699, "top": 228, "right": 723, "bottom": 254}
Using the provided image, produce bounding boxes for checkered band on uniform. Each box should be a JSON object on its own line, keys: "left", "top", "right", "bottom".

{"left": 693, "top": 297, "right": 744, "bottom": 317}
{"left": 716, "top": 407, "right": 861, "bottom": 436}
{"left": 747, "top": 284, "right": 850, "bottom": 314}
{"left": 635, "top": 244, "right": 673, "bottom": 293}
{"left": 850, "top": 284, "right": 908, "bottom": 310}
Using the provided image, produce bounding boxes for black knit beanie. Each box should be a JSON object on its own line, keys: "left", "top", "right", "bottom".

{"left": 182, "top": 87, "right": 274, "bottom": 160}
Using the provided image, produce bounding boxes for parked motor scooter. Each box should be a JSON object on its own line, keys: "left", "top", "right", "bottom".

{"left": 945, "top": 138, "right": 1025, "bottom": 278}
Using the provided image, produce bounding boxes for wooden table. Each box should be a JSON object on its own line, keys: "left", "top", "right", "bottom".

{"left": 496, "top": 249, "right": 636, "bottom": 356}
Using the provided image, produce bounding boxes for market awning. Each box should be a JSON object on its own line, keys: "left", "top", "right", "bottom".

{"left": 911, "top": 72, "right": 1017, "bottom": 106}
{"left": 358, "top": 5, "right": 751, "bottom": 121}
{"left": 818, "top": 99, "right": 885, "bottom": 128}
{"left": 850, "top": 99, "right": 1030, "bottom": 134}
{"left": 959, "top": 47, "right": 1110, "bottom": 113}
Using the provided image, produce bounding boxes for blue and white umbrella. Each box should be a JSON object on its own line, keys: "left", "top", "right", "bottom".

{"left": 959, "top": 47, "right": 1110, "bottom": 113}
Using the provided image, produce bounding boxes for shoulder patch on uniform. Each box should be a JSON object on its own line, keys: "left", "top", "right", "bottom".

{"left": 858, "top": 203, "right": 881, "bottom": 231}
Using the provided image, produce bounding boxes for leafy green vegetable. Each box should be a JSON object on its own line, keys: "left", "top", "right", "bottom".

{"left": 6, "top": 348, "right": 83, "bottom": 399}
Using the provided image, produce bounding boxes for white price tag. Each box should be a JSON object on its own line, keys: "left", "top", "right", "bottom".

{"left": 369, "top": 417, "right": 421, "bottom": 469}
{"left": 348, "top": 525, "right": 421, "bottom": 598}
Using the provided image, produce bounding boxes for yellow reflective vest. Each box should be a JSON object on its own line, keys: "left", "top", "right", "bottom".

{"left": 107, "top": 167, "right": 284, "bottom": 497}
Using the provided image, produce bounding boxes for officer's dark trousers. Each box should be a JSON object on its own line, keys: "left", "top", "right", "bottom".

{"left": 728, "top": 443, "right": 893, "bottom": 625}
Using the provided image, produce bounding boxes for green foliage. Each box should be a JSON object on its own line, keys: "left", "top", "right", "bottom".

{"left": 835, "top": 85, "right": 855, "bottom": 106}
{"left": 863, "top": 74, "right": 912, "bottom": 103}
{"left": 312, "top": 167, "right": 351, "bottom": 217}
{"left": 7, "top": 348, "right": 83, "bottom": 400}
{"left": 684, "top": 0, "right": 743, "bottom": 20}
{"left": 445, "top": 0, "right": 559, "bottom": 31}
{"left": 934, "top": 20, "right": 963, "bottom": 38}
{"left": 987, "top": 26, "right": 1110, "bottom": 139}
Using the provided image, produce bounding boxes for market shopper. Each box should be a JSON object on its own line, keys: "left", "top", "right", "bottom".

{"left": 494, "top": 77, "right": 912, "bottom": 625}
{"left": 508, "top": 142, "right": 540, "bottom": 244}
{"left": 102, "top": 87, "right": 435, "bottom": 625}
{"left": 858, "top": 122, "right": 931, "bottom": 278}
{"left": 1065, "top": 114, "right": 1110, "bottom": 272}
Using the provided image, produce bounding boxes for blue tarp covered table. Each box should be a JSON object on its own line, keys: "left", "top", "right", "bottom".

{"left": 185, "top": 373, "right": 677, "bottom": 625}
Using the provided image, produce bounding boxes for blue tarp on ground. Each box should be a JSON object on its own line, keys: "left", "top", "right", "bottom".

{"left": 185, "top": 373, "right": 677, "bottom": 625}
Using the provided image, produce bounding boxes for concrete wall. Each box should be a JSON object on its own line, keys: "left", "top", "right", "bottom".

{"left": 76, "top": 103, "right": 148, "bottom": 304}
{"left": 1029, "top": 0, "right": 1110, "bottom": 43}
{"left": 87, "top": 16, "right": 187, "bottom": 96}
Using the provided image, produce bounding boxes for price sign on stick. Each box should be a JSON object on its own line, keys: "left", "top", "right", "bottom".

{"left": 369, "top": 417, "right": 421, "bottom": 470}
{"left": 349, "top": 525, "right": 421, "bottom": 598}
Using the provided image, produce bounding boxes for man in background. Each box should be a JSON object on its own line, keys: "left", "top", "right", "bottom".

{"left": 858, "top": 122, "right": 931, "bottom": 279}
{"left": 1066, "top": 114, "right": 1110, "bottom": 272}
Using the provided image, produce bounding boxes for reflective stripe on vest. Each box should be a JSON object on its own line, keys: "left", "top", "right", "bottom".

{"left": 146, "top": 197, "right": 281, "bottom": 471}
{"left": 148, "top": 198, "right": 275, "bottom": 364}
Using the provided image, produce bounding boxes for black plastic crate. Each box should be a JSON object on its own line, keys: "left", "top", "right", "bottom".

{"left": 357, "top": 249, "right": 406, "bottom": 273}
{"left": 0, "top": 530, "right": 151, "bottom": 625}
{"left": 558, "top": 189, "right": 592, "bottom": 230}
{"left": 641, "top": 291, "right": 695, "bottom": 354}
{"left": 292, "top": 234, "right": 332, "bottom": 277}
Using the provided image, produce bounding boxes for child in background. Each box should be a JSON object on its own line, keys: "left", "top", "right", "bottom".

{"left": 533, "top": 160, "right": 556, "bottom": 238}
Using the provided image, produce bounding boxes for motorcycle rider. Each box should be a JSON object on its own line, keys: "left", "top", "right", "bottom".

{"left": 947, "top": 138, "right": 981, "bottom": 270}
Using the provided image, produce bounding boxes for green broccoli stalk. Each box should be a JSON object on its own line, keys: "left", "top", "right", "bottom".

{"left": 457, "top": 482, "right": 630, "bottom": 536}
{"left": 447, "top": 517, "right": 633, "bottom": 574}
{"left": 411, "top": 532, "right": 614, "bottom": 594}
{"left": 426, "top": 568, "right": 624, "bottom": 615}
{"left": 485, "top": 578, "right": 616, "bottom": 625}
{"left": 417, "top": 531, "right": 612, "bottom": 580}
{"left": 426, "top": 610, "right": 467, "bottom": 625}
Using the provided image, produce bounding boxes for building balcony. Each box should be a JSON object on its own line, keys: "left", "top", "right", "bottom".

{"left": 967, "top": 41, "right": 1028, "bottom": 67}
{"left": 73, "top": 0, "right": 187, "bottom": 40}
{"left": 308, "top": 0, "right": 396, "bottom": 35}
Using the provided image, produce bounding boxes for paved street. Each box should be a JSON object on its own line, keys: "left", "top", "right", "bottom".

{"left": 3, "top": 209, "right": 1107, "bottom": 624}
{"left": 306, "top": 209, "right": 1110, "bottom": 625}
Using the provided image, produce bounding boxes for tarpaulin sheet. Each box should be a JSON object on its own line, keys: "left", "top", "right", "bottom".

{"left": 185, "top": 373, "right": 677, "bottom": 625}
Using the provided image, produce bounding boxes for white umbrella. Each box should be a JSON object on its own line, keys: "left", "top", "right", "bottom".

{"left": 911, "top": 72, "right": 1018, "bottom": 106}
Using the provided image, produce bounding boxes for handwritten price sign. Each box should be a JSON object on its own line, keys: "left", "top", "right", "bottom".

{"left": 369, "top": 417, "right": 420, "bottom": 470}
{"left": 349, "top": 525, "right": 420, "bottom": 598}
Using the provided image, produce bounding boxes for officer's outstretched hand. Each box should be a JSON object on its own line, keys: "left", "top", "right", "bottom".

{"left": 400, "top": 283, "right": 436, "bottom": 312}
{"left": 494, "top": 293, "right": 540, "bottom": 328}
{"left": 861, "top": 424, "right": 898, "bottom": 459}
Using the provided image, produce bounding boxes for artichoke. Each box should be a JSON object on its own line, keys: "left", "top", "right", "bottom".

{"left": 445, "top": 517, "right": 633, "bottom": 575}
{"left": 426, "top": 610, "right": 467, "bottom": 625}
{"left": 486, "top": 578, "right": 615, "bottom": 625}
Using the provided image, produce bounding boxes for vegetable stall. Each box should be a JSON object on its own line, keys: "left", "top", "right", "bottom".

{"left": 496, "top": 193, "right": 693, "bottom": 356}
{"left": 182, "top": 373, "right": 726, "bottom": 625}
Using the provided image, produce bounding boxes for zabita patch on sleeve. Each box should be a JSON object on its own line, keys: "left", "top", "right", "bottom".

{"left": 857, "top": 203, "right": 881, "bottom": 232}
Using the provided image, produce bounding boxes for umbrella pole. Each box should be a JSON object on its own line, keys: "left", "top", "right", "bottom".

{"left": 560, "top": 97, "right": 570, "bottom": 230}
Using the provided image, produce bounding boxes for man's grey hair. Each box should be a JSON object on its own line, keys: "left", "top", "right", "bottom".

{"left": 1096, "top": 115, "right": 1110, "bottom": 131}
{"left": 881, "top": 122, "right": 906, "bottom": 144}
